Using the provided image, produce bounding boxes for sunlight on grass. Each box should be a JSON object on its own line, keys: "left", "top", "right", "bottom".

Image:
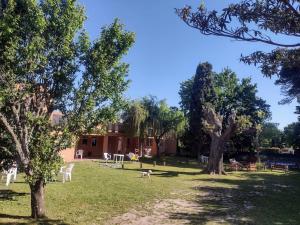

{"left": 1, "top": 159, "right": 300, "bottom": 225}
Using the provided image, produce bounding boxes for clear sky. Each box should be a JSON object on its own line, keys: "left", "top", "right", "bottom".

{"left": 78, "top": 0, "right": 298, "bottom": 129}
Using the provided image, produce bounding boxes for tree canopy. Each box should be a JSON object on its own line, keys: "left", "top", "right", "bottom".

{"left": 0, "top": 0, "right": 134, "bottom": 218}
{"left": 179, "top": 65, "right": 271, "bottom": 155}
{"left": 259, "top": 122, "right": 283, "bottom": 148}
{"left": 123, "top": 96, "right": 185, "bottom": 157}
{"left": 176, "top": 0, "right": 300, "bottom": 105}
{"left": 283, "top": 122, "right": 300, "bottom": 149}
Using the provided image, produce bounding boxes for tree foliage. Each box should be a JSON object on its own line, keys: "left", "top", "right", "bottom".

{"left": 0, "top": 0, "right": 134, "bottom": 218}
{"left": 179, "top": 65, "right": 271, "bottom": 155}
{"left": 182, "top": 62, "right": 216, "bottom": 156}
{"left": 283, "top": 122, "right": 300, "bottom": 149}
{"left": 176, "top": 0, "right": 300, "bottom": 105}
{"left": 123, "top": 96, "right": 185, "bottom": 157}
{"left": 259, "top": 122, "right": 283, "bottom": 147}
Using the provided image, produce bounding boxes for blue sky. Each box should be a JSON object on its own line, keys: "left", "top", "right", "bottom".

{"left": 78, "top": 0, "right": 298, "bottom": 129}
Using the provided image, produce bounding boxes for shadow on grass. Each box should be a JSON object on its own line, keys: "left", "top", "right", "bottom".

{"left": 0, "top": 214, "right": 69, "bottom": 225}
{"left": 169, "top": 172, "right": 300, "bottom": 225}
{"left": 0, "top": 190, "right": 29, "bottom": 201}
{"left": 140, "top": 156, "right": 203, "bottom": 169}
{"left": 120, "top": 167, "right": 202, "bottom": 177}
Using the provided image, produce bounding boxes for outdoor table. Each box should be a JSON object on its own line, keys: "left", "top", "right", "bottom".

{"left": 113, "top": 154, "right": 124, "bottom": 164}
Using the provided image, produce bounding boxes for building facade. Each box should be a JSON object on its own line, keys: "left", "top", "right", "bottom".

{"left": 59, "top": 123, "right": 177, "bottom": 161}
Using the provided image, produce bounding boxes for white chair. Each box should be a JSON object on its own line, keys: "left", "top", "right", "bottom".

{"left": 200, "top": 155, "right": 209, "bottom": 164}
{"left": 104, "top": 153, "right": 111, "bottom": 164}
{"left": 75, "top": 149, "right": 84, "bottom": 159}
{"left": 60, "top": 163, "right": 74, "bottom": 183}
{"left": 144, "top": 148, "right": 152, "bottom": 158}
{"left": 1, "top": 167, "right": 17, "bottom": 186}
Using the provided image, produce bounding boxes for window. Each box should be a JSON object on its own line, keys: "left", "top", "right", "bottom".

{"left": 92, "top": 138, "right": 97, "bottom": 147}
{"left": 82, "top": 138, "right": 88, "bottom": 145}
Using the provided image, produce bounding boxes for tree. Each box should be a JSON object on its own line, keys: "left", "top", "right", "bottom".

{"left": 283, "top": 122, "right": 300, "bottom": 149}
{"left": 179, "top": 67, "right": 270, "bottom": 155}
{"left": 179, "top": 62, "right": 269, "bottom": 174}
{"left": 0, "top": 0, "right": 134, "bottom": 218}
{"left": 203, "top": 106, "right": 252, "bottom": 174}
{"left": 122, "top": 100, "right": 149, "bottom": 150}
{"left": 179, "top": 76, "right": 194, "bottom": 116}
{"left": 259, "top": 122, "right": 283, "bottom": 147}
{"left": 124, "top": 97, "right": 185, "bottom": 158}
{"left": 176, "top": 0, "right": 300, "bottom": 105}
{"left": 142, "top": 96, "right": 185, "bottom": 158}
{"left": 186, "top": 62, "right": 216, "bottom": 157}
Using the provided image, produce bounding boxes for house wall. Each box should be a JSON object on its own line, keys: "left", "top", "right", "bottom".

{"left": 59, "top": 147, "right": 75, "bottom": 162}
{"left": 164, "top": 136, "right": 177, "bottom": 155}
{"left": 59, "top": 132, "right": 176, "bottom": 162}
{"left": 77, "top": 135, "right": 104, "bottom": 158}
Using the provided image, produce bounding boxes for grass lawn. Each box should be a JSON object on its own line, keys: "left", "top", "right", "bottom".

{"left": 0, "top": 158, "right": 300, "bottom": 225}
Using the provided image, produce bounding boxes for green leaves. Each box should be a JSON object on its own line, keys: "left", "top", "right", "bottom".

{"left": 70, "top": 19, "right": 135, "bottom": 135}
{"left": 123, "top": 96, "right": 185, "bottom": 145}
{"left": 177, "top": 0, "right": 300, "bottom": 108}
{"left": 0, "top": 1, "right": 135, "bottom": 187}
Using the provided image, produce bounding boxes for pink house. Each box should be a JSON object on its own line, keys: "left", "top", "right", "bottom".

{"left": 51, "top": 113, "right": 177, "bottom": 162}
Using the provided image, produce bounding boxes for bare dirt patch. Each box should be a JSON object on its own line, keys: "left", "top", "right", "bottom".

{"left": 106, "top": 198, "right": 203, "bottom": 225}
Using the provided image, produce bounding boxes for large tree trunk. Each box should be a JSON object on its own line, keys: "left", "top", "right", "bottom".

{"left": 206, "top": 136, "right": 225, "bottom": 175}
{"left": 30, "top": 179, "right": 46, "bottom": 218}
{"left": 202, "top": 107, "right": 237, "bottom": 175}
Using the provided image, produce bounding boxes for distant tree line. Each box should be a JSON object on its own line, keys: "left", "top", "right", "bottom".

{"left": 259, "top": 122, "right": 300, "bottom": 149}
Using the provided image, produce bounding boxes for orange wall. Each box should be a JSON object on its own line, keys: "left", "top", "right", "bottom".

{"left": 59, "top": 147, "right": 75, "bottom": 162}
{"left": 77, "top": 135, "right": 104, "bottom": 157}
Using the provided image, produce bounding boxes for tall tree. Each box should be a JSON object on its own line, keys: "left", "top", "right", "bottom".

{"left": 188, "top": 62, "right": 216, "bottom": 157}
{"left": 179, "top": 64, "right": 269, "bottom": 174}
{"left": 176, "top": 0, "right": 300, "bottom": 107}
{"left": 0, "top": 0, "right": 134, "bottom": 218}
{"left": 179, "top": 68, "right": 270, "bottom": 155}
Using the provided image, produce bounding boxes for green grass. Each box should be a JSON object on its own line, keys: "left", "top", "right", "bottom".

{"left": 1, "top": 158, "right": 300, "bottom": 225}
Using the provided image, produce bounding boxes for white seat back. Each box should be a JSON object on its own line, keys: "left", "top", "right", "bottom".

{"left": 76, "top": 149, "right": 83, "bottom": 155}
{"left": 66, "top": 163, "right": 74, "bottom": 173}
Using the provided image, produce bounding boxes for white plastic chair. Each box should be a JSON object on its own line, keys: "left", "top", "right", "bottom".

{"left": 104, "top": 153, "right": 111, "bottom": 164}
{"left": 60, "top": 163, "right": 74, "bottom": 183}
{"left": 75, "top": 149, "right": 84, "bottom": 159}
{"left": 200, "top": 155, "right": 209, "bottom": 164}
{"left": 1, "top": 167, "right": 17, "bottom": 186}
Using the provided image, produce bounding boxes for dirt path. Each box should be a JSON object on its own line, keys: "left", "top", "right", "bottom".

{"left": 106, "top": 198, "right": 204, "bottom": 225}
{"left": 106, "top": 187, "right": 245, "bottom": 225}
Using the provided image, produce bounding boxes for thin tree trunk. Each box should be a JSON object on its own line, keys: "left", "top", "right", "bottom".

{"left": 176, "top": 138, "right": 180, "bottom": 156}
{"left": 30, "top": 179, "right": 46, "bottom": 218}
{"left": 156, "top": 139, "right": 160, "bottom": 158}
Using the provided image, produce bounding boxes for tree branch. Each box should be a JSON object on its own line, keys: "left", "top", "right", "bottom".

{"left": 0, "top": 112, "right": 29, "bottom": 166}
{"left": 280, "top": 0, "right": 300, "bottom": 17}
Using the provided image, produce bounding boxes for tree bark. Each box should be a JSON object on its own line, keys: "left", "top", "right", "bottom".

{"left": 202, "top": 107, "right": 237, "bottom": 175}
{"left": 30, "top": 179, "right": 46, "bottom": 218}
{"left": 206, "top": 135, "right": 225, "bottom": 175}
{"left": 156, "top": 139, "right": 160, "bottom": 158}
